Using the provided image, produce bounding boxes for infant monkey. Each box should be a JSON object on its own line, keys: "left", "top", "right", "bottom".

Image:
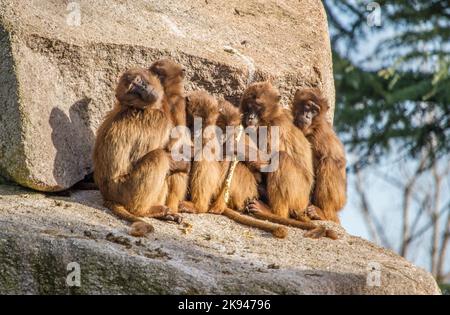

{"left": 93, "top": 67, "right": 187, "bottom": 237}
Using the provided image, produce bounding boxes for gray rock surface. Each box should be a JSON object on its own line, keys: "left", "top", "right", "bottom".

{"left": 0, "top": 185, "right": 441, "bottom": 294}
{"left": 0, "top": 0, "right": 335, "bottom": 191}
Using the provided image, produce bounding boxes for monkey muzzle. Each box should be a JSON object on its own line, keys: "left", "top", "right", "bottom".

{"left": 295, "top": 112, "right": 312, "bottom": 130}
{"left": 244, "top": 112, "right": 259, "bottom": 128}
{"left": 129, "top": 77, "right": 158, "bottom": 104}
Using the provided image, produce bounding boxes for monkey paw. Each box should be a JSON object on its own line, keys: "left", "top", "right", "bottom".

{"left": 245, "top": 199, "right": 268, "bottom": 214}
{"left": 290, "top": 209, "right": 311, "bottom": 222}
{"left": 305, "top": 205, "right": 324, "bottom": 220}
{"left": 208, "top": 206, "right": 225, "bottom": 215}
{"left": 159, "top": 213, "right": 183, "bottom": 224}
{"left": 179, "top": 201, "right": 196, "bottom": 213}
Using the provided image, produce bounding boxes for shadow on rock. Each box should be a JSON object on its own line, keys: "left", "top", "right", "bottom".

{"left": 49, "top": 98, "right": 95, "bottom": 190}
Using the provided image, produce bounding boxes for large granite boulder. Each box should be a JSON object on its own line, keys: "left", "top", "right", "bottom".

{"left": 0, "top": 0, "right": 334, "bottom": 191}
{"left": 0, "top": 185, "right": 441, "bottom": 294}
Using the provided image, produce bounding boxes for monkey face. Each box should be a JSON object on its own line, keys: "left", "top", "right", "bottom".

{"left": 292, "top": 88, "right": 329, "bottom": 131}
{"left": 116, "top": 68, "right": 162, "bottom": 109}
{"left": 149, "top": 59, "right": 186, "bottom": 85}
{"left": 293, "top": 100, "right": 320, "bottom": 130}
{"left": 240, "top": 82, "right": 281, "bottom": 128}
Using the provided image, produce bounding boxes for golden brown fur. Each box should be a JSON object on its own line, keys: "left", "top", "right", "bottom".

{"left": 240, "top": 82, "right": 314, "bottom": 219}
{"left": 240, "top": 82, "right": 339, "bottom": 239}
{"left": 292, "top": 88, "right": 347, "bottom": 223}
{"left": 211, "top": 99, "right": 259, "bottom": 212}
{"left": 180, "top": 91, "right": 287, "bottom": 238}
{"left": 93, "top": 68, "right": 182, "bottom": 236}
{"left": 150, "top": 59, "right": 189, "bottom": 212}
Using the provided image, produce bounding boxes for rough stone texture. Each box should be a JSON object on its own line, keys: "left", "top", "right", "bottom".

{"left": 0, "top": 0, "right": 335, "bottom": 192}
{"left": 0, "top": 185, "right": 440, "bottom": 295}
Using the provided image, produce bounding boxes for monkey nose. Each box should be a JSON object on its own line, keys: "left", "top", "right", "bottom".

{"left": 132, "top": 76, "right": 143, "bottom": 85}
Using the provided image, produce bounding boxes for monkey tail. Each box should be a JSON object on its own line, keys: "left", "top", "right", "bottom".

{"left": 251, "top": 210, "right": 338, "bottom": 240}
{"left": 222, "top": 208, "right": 288, "bottom": 239}
{"left": 251, "top": 210, "right": 317, "bottom": 231}
{"left": 104, "top": 200, "right": 154, "bottom": 237}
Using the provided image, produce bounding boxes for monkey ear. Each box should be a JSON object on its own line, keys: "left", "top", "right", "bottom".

{"left": 150, "top": 64, "right": 165, "bottom": 79}
{"left": 181, "top": 68, "right": 186, "bottom": 78}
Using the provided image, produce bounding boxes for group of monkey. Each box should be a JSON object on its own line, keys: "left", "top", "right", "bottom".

{"left": 93, "top": 59, "right": 347, "bottom": 240}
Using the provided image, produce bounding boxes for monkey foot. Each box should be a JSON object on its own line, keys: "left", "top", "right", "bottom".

{"left": 208, "top": 205, "right": 225, "bottom": 215}
{"left": 158, "top": 213, "right": 183, "bottom": 224}
{"left": 179, "top": 201, "right": 197, "bottom": 214}
{"left": 305, "top": 205, "right": 324, "bottom": 220}
{"left": 289, "top": 209, "right": 311, "bottom": 222}
{"left": 245, "top": 199, "right": 272, "bottom": 214}
{"left": 149, "top": 205, "right": 183, "bottom": 224}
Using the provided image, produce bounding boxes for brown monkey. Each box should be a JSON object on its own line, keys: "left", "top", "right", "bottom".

{"left": 239, "top": 82, "right": 338, "bottom": 238}
{"left": 240, "top": 81, "right": 314, "bottom": 220}
{"left": 149, "top": 59, "right": 186, "bottom": 129}
{"left": 209, "top": 99, "right": 260, "bottom": 213}
{"left": 93, "top": 68, "right": 186, "bottom": 236}
{"left": 180, "top": 90, "right": 221, "bottom": 214}
{"left": 291, "top": 88, "right": 347, "bottom": 223}
{"left": 180, "top": 91, "right": 287, "bottom": 238}
{"left": 150, "top": 59, "right": 190, "bottom": 213}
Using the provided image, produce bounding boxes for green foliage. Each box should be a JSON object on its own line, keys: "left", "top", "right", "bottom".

{"left": 324, "top": 0, "right": 450, "bottom": 168}
{"left": 440, "top": 283, "right": 450, "bottom": 295}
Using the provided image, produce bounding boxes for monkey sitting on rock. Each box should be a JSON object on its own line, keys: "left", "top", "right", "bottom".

{"left": 93, "top": 60, "right": 339, "bottom": 240}
{"left": 93, "top": 67, "right": 189, "bottom": 237}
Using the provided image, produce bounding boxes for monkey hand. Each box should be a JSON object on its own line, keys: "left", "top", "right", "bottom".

{"left": 245, "top": 199, "right": 272, "bottom": 215}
